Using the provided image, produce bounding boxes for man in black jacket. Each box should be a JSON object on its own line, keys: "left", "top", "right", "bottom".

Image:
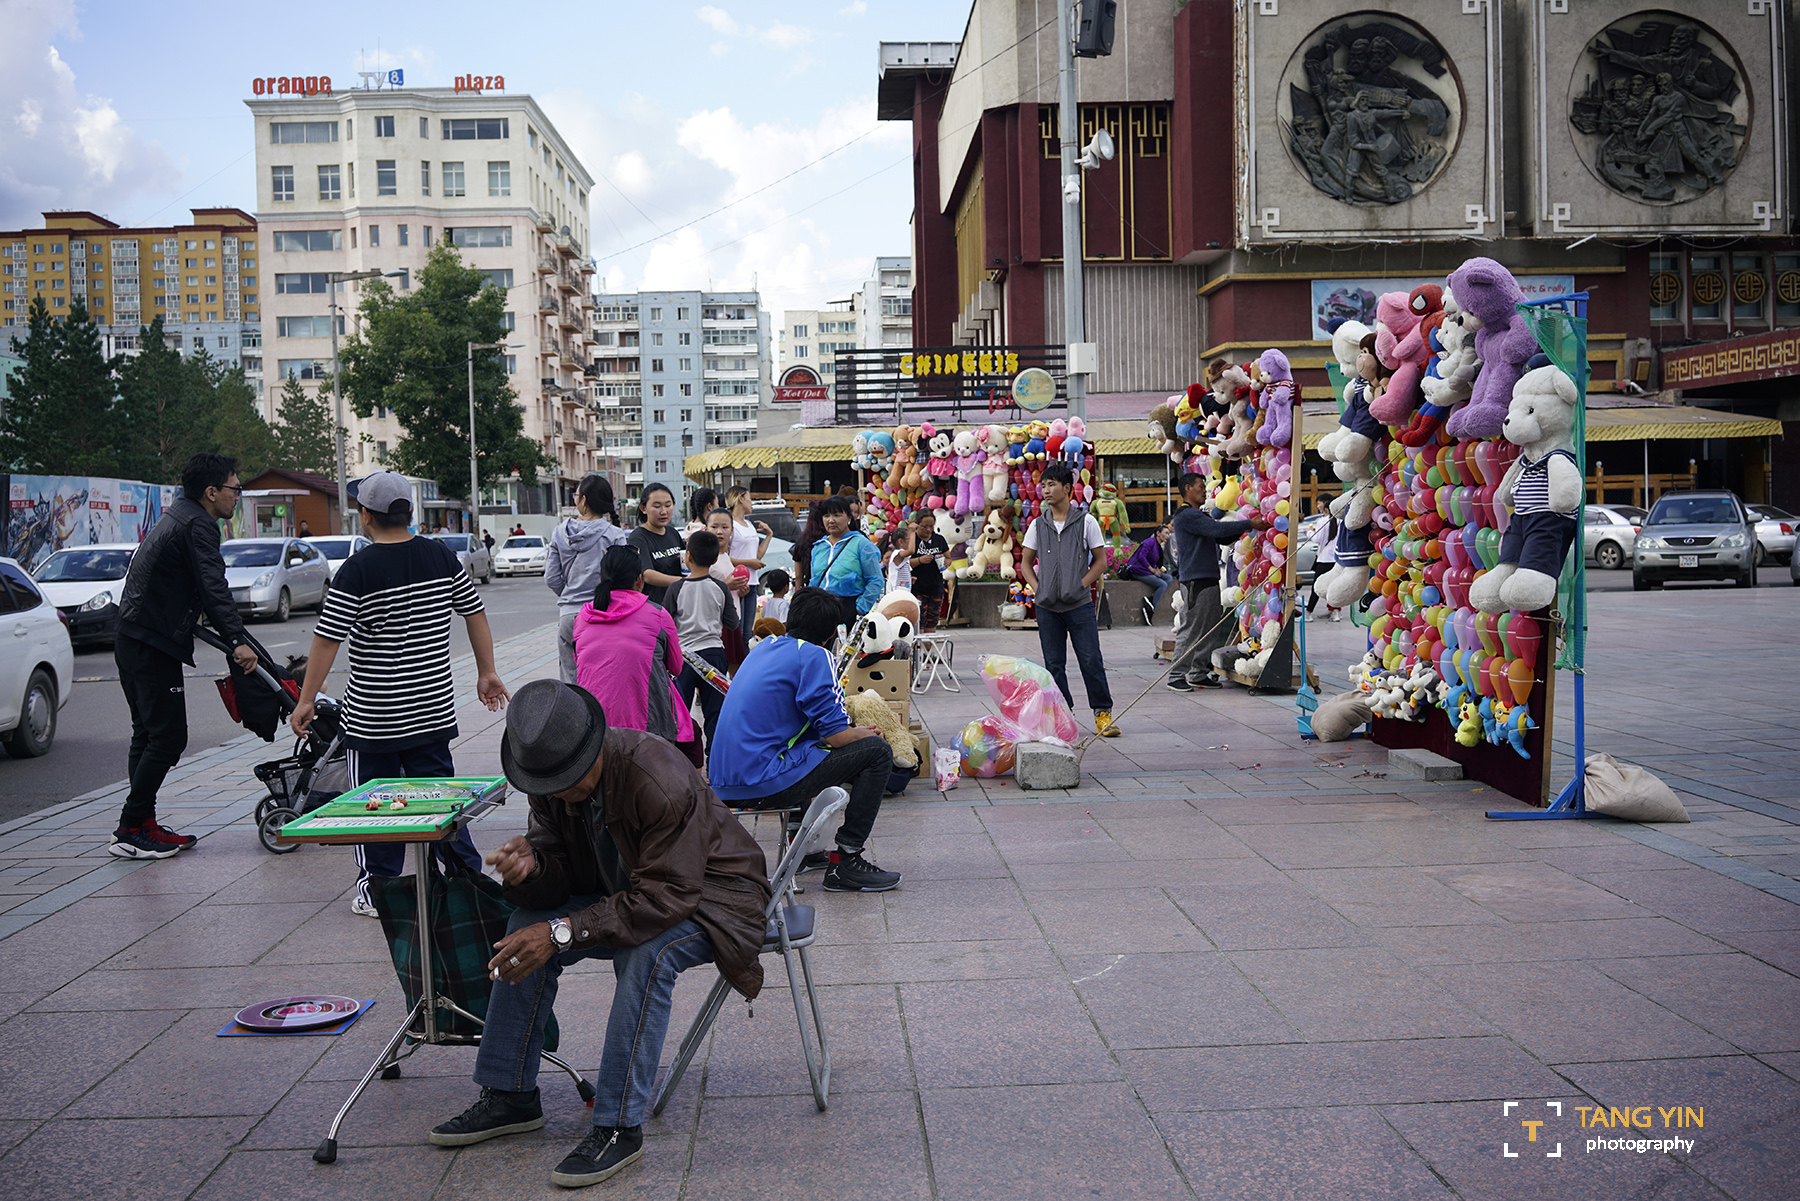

{"left": 1166, "top": 472, "right": 1269, "bottom": 691}
{"left": 109, "top": 454, "right": 258, "bottom": 859}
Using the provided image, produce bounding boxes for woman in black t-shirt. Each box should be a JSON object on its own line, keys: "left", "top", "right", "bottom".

{"left": 626, "top": 482, "right": 685, "bottom": 607}
{"left": 908, "top": 510, "right": 951, "bottom": 633}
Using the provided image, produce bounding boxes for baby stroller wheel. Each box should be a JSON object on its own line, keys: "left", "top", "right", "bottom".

{"left": 258, "top": 807, "right": 302, "bottom": 854}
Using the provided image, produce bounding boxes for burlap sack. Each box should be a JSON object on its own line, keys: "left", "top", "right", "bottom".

{"left": 1311, "top": 692, "right": 1373, "bottom": 742}
{"left": 1584, "top": 753, "right": 1689, "bottom": 823}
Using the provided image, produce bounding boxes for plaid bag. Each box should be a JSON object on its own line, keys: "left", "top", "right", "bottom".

{"left": 369, "top": 854, "right": 560, "bottom": 1050}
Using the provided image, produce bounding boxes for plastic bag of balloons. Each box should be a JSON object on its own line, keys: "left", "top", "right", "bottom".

{"left": 977, "top": 654, "right": 1081, "bottom": 744}
{"left": 957, "top": 715, "right": 1022, "bottom": 778}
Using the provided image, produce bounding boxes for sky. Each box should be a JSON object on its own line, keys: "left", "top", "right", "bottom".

{"left": 0, "top": 0, "right": 973, "bottom": 319}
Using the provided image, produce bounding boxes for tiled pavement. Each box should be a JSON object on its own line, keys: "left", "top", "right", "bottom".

{"left": 0, "top": 588, "right": 1797, "bottom": 1199}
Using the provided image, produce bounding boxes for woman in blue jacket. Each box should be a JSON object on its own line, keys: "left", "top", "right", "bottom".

{"left": 808, "top": 495, "right": 883, "bottom": 627}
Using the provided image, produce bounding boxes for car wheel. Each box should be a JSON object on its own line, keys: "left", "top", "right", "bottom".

{"left": 4, "top": 668, "right": 56, "bottom": 758}
{"left": 1632, "top": 572, "right": 1651, "bottom": 592}
{"left": 274, "top": 588, "right": 291, "bottom": 622}
{"left": 317, "top": 577, "right": 330, "bottom": 609}
{"left": 1595, "top": 541, "right": 1623, "bottom": 570}
{"left": 1754, "top": 543, "right": 1766, "bottom": 567}
{"left": 1739, "top": 566, "right": 1757, "bottom": 588}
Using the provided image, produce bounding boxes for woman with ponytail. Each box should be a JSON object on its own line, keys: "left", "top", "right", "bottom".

{"left": 546, "top": 473, "right": 628, "bottom": 684}
{"left": 571, "top": 544, "right": 700, "bottom": 767}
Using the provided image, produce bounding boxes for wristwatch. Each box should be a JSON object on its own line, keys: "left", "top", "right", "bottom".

{"left": 548, "top": 918, "right": 573, "bottom": 950}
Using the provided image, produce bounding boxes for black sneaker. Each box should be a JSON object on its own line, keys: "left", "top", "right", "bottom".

{"left": 428, "top": 1086, "right": 545, "bottom": 1146}
{"left": 797, "top": 851, "right": 831, "bottom": 875}
{"left": 107, "top": 826, "right": 181, "bottom": 860}
{"left": 823, "top": 849, "right": 901, "bottom": 893}
{"left": 1165, "top": 677, "right": 1194, "bottom": 692}
{"left": 551, "top": 1125, "right": 644, "bottom": 1188}
{"left": 1194, "top": 674, "right": 1226, "bottom": 689}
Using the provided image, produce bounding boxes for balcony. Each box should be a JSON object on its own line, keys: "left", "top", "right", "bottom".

{"left": 556, "top": 269, "right": 579, "bottom": 295}
{"left": 555, "top": 231, "right": 582, "bottom": 257}
{"left": 558, "top": 304, "right": 581, "bottom": 331}
{"left": 538, "top": 294, "right": 558, "bottom": 313}
{"left": 536, "top": 256, "right": 556, "bottom": 275}
{"left": 702, "top": 315, "right": 758, "bottom": 328}
{"left": 534, "top": 210, "right": 556, "bottom": 232}
{"left": 552, "top": 419, "right": 564, "bottom": 436}
{"left": 541, "top": 334, "right": 563, "bottom": 358}
{"left": 580, "top": 292, "right": 596, "bottom": 309}
{"left": 563, "top": 426, "right": 582, "bottom": 445}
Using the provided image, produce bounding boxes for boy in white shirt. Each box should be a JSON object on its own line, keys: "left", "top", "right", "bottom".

{"left": 1019, "top": 461, "right": 1121, "bottom": 738}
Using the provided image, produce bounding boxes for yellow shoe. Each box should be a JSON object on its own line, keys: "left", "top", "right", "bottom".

{"left": 1095, "top": 711, "right": 1121, "bottom": 738}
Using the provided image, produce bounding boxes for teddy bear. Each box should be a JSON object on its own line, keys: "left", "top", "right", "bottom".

{"left": 851, "top": 430, "right": 874, "bottom": 471}
{"left": 887, "top": 424, "right": 917, "bottom": 493}
{"left": 951, "top": 427, "right": 984, "bottom": 516}
{"left": 1402, "top": 288, "right": 1483, "bottom": 447}
{"left": 958, "top": 504, "right": 1016, "bottom": 580}
{"left": 1445, "top": 256, "right": 1537, "bottom": 441}
{"left": 977, "top": 424, "right": 1010, "bottom": 503}
{"left": 1062, "top": 416, "right": 1087, "bottom": 467}
{"left": 751, "top": 616, "right": 787, "bottom": 644}
{"left": 1023, "top": 420, "right": 1050, "bottom": 461}
{"left": 1369, "top": 284, "right": 1444, "bottom": 426}
{"left": 1218, "top": 363, "right": 1259, "bottom": 460}
{"left": 845, "top": 690, "right": 918, "bottom": 770}
{"left": 1253, "top": 348, "right": 1297, "bottom": 447}
{"left": 1317, "top": 331, "right": 1389, "bottom": 470}
{"left": 1147, "top": 402, "right": 1184, "bottom": 463}
{"left": 1327, "top": 319, "right": 1371, "bottom": 389}
{"left": 1469, "top": 362, "right": 1581, "bottom": 615}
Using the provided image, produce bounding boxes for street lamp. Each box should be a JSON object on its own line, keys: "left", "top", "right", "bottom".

{"left": 468, "top": 341, "right": 522, "bottom": 540}
{"left": 328, "top": 268, "right": 405, "bottom": 532}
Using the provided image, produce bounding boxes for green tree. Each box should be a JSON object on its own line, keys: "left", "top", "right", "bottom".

{"left": 337, "top": 242, "right": 548, "bottom": 501}
{"left": 271, "top": 372, "right": 341, "bottom": 476}
{"left": 196, "top": 352, "right": 279, "bottom": 481}
{"left": 115, "top": 317, "right": 212, "bottom": 483}
{"left": 0, "top": 295, "right": 121, "bottom": 475}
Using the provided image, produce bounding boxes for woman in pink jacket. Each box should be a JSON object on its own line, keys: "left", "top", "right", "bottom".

{"left": 572, "top": 544, "right": 700, "bottom": 767}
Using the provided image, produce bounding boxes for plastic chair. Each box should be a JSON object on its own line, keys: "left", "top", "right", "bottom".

{"left": 911, "top": 635, "right": 961, "bottom": 693}
{"left": 651, "top": 787, "right": 849, "bottom": 1116}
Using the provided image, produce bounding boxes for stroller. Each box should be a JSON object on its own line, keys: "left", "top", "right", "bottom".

{"left": 196, "top": 625, "right": 349, "bottom": 854}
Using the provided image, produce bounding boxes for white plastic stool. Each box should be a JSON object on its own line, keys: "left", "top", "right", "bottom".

{"left": 911, "top": 636, "right": 960, "bottom": 693}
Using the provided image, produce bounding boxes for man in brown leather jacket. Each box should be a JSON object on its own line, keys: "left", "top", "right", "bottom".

{"left": 429, "top": 680, "right": 770, "bottom": 1189}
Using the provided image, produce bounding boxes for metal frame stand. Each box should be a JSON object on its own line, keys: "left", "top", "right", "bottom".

{"left": 314, "top": 830, "right": 591, "bottom": 1163}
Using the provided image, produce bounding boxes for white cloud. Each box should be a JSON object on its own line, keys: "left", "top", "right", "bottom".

{"left": 0, "top": 1, "right": 177, "bottom": 226}
{"left": 840, "top": 1, "right": 869, "bottom": 14}
{"left": 697, "top": 6, "right": 739, "bottom": 36}
{"left": 696, "top": 7, "right": 814, "bottom": 53}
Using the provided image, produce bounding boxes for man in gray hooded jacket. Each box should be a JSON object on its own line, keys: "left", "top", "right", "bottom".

{"left": 546, "top": 475, "right": 629, "bottom": 684}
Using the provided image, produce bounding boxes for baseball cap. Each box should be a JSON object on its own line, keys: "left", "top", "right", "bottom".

{"left": 347, "top": 470, "right": 412, "bottom": 516}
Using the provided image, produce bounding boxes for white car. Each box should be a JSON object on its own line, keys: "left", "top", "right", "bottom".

{"left": 222, "top": 538, "right": 331, "bottom": 621}
{"left": 493, "top": 535, "right": 547, "bottom": 576}
{"left": 426, "top": 533, "right": 493, "bottom": 584}
{"left": 0, "top": 558, "right": 75, "bottom": 757}
{"left": 32, "top": 543, "right": 136, "bottom": 647}
{"left": 304, "top": 535, "right": 372, "bottom": 580}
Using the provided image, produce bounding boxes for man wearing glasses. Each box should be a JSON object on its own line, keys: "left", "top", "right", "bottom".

{"left": 109, "top": 454, "right": 258, "bottom": 859}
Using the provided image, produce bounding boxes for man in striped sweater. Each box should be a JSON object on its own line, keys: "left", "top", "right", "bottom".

{"left": 290, "top": 471, "right": 511, "bottom": 916}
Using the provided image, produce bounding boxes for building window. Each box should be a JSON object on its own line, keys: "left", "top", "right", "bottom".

{"left": 273, "top": 230, "right": 344, "bottom": 252}
{"left": 503, "top": 355, "right": 516, "bottom": 374}
{"left": 650, "top": 332, "right": 663, "bottom": 347}
{"left": 677, "top": 331, "right": 691, "bottom": 345}
{"left": 500, "top": 311, "right": 515, "bottom": 330}
{"left": 277, "top": 358, "right": 331, "bottom": 380}
{"left": 651, "top": 384, "right": 665, "bottom": 397}
{"left": 348, "top": 162, "right": 355, "bottom": 195}
{"left": 420, "top": 116, "right": 429, "bottom": 137}
{"left": 421, "top": 161, "right": 431, "bottom": 195}
{"left": 476, "top": 269, "right": 513, "bottom": 288}
{"left": 649, "top": 358, "right": 664, "bottom": 372}
{"left": 1690, "top": 255, "right": 1724, "bottom": 321}
{"left": 792, "top": 324, "right": 808, "bottom": 337}
{"left": 272, "top": 166, "right": 294, "bottom": 202}
{"left": 271, "top": 121, "right": 338, "bottom": 143}
{"left": 649, "top": 307, "right": 663, "bottom": 321}
{"left": 680, "top": 383, "right": 693, "bottom": 396}
{"left": 654, "top": 460, "right": 668, "bottom": 474}
{"left": 794, "top": 345, "right": 808, "bottom": 358}
{"left": 593, "top": 331, "right": 612, "bottom": 345}
{"left": 652, "top": 409, "right": 666, "bottom": 423}
{"left": 449, "top": 227, "right": 512, "bottom": 248}
{"left": 275, "top": 273, "right": 331, "bottom": 294}
{"left": 377, "top": 159, "right": 397, "bottom": 195}
{"left": 277, "top": 315, "right": 343, "bottom": 338}
{"left": 488, "top": 161, "right": 511, "bottom": 196}
{"left": 681, "top": 433, "right": 694, "bottom": 448}
{"left": 1649, "top": 254, "right": 1682, "bottom": 323}
{"left": 1731, "top": 253, "right": 1766, "bottom": 323}
{"left": 679, "top": 409, "right": 692, "bottom": 422}
{"left": 443, "top": 118, "right": 509, "bottom": 140}
{"left": 443, "top": 162, "right": 467, "bottom": 197}
{"left": 652, "top": 435, "right": 667, "bottom": 448}
{"left": 317, "top": 164, "right": 341, "bottom": 200}
{"left": 374, "top": 115, "right": 395, "bottom": 138}
{"left": 368, "top": 225, "right": 380, "bottom": 247}
{"left": 397, "top": 269, "right": 410, "bottom": 290}
{"left": 423, "top": 226, "right": 432, "bottom": 245}
{"left": 399, "top": 224, "right": 409, "bottom": 246}
{"left": 1776, "top": 255, "right": 1800, "bottom": 323}
{"left": 677, "top": 358, "right": 691, "bottom": 371}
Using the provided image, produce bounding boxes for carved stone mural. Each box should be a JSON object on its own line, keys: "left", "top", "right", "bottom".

{"left": 1568, "top": 14, "right": 1749, "bottom": 205}
{"left": 1279, "top": 16, "right": 1462, "bottom": 207}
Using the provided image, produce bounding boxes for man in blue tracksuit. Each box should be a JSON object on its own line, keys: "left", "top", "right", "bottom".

{"left": 709, "top": 587, "right": 899, "bottom": 893}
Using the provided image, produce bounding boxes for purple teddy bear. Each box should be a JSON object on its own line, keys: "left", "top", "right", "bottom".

{"left": 1445, "top": 257, "right": 1536, "bottom": 441}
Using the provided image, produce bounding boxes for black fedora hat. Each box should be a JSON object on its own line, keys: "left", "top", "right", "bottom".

{"left": 500, "top": 681, "right": 608, "bottom": 796}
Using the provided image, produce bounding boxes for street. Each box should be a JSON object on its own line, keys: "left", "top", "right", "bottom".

{"left": 1585, "top": 562, "right": 1795, "bottom": 592}
{"left": 0, "top": 572, "right": 561, "bottom": 827}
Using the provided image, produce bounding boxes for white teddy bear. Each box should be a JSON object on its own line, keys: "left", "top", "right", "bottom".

{"left": 1469, "top": 364, "right": 1581, "bottom": 615}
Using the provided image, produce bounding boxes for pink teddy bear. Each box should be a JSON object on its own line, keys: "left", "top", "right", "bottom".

{"left": 1369, "top": 285, "right": 1443, "bottom": 426}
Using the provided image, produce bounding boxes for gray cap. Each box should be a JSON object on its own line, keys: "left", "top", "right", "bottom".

{"left": 348, "top": 470, "right": 412, "bottom": 516}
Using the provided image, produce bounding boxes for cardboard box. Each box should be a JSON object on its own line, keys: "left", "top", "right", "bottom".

{"left": 844, "top": 659, "right": 910, "bottom": 724}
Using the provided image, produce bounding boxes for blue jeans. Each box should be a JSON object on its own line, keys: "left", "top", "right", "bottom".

{"left": 676, "top": 646, "right": 729, "bottom": 759}
{"left": 1125, "top": 569, "right": 1172, "bottom": 613}
{"left": 1036, "top": 602, "right": 1113, "bottom": 713}
{"left": 473, "top": 897, "right": 716, "bottom": 1129}
{"left": 348, "top": 740, "right": 483, "bottom": 908}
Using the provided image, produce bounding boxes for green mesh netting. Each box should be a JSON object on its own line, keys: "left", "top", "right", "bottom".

{"left": 1517, "top": 302, "right": 1589, "bottom": 672}
{"left": 1325, "top": 364, "right": 1350, "bottom": 415}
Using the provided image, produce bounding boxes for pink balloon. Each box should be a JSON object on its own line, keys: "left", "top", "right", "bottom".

{"left": 1277, "top": 481, "right": 1292, "bottom": 498}
{"left": 1270, "top": 550, "right": 1285, "bottom": 567}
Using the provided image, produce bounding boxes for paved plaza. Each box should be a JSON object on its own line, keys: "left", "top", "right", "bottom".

{"left": 0, "top": 588, "right": 1796, "bottom": 1200}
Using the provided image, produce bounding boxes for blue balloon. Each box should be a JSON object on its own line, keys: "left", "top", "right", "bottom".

{"left": 1274, "top": 516, "right": 1290, "bottom": 532}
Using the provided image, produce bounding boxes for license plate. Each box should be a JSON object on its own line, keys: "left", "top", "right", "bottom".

{"left": 1678, "top": 555, "right": 1698, "bottom": 568}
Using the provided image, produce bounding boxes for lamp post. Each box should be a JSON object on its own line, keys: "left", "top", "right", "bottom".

{"left": 1055, "top": 0, "right": 1087, "bottom": 421}
{"left": 327, "top": 268, "right": 404, "bottom": 532}
{"left": 467, "top": 341, "right": 522, "bottom": 539}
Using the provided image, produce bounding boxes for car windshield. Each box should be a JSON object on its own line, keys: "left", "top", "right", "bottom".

{"left": 309, "top": 538, "right": 356, "bottom": 558}
{"left": 433, "top": 534, "right": 471, "bottom": 551}
{"left": 33, "top": 548, "right": 133, "bottom": 582}
{"left": 221, "top": 543, "right": 284, "bottom": 567}
{"left": 1646, "top": 498, "right": 1739, "bottom": 526}
{"left": 1751, "top": 504, "right": 1795, "bottom": 521}
{"left": 503, "top": 537, "right": 543, "bottom": 549}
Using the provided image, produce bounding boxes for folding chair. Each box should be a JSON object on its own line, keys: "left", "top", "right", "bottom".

{"left": 651, "top": 787, "right": 849, "bottom": 1116}
{"left": 911, "top": 635, "right": 961, "bottom": 693}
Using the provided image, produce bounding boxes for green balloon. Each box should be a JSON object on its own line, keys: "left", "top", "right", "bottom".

{"left": 1477, "top": 526, "right": 1501, "bottom": 571}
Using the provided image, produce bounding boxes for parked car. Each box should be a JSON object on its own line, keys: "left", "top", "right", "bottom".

{"left": 1583, "top": 506, "right": 1641, "bottom": 570}
{"left": 32, "top": 543, "right": 136, "bottom": 646}
{"left": 1746, "top": 504, "right": 1797, "bottom": 566}
{"left": 0, "top": 557, "right": 74, "bottom": 757}
{"left": 492, "top": 535, "right": 547, "bottom": 576}
{"left": 222, "top": 538, "right": 331, "bottom": 620}
{"left": 1631, "top": 491, "right": 1757, "bottom": 590}
{"left": 427, "top": 533, "right": 493, "bottom": 584}
{"left": 304, "top": 535, "right": 372, "bottom": 580}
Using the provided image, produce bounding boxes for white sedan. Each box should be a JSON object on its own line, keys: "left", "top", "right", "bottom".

{"left": 32, "top": 543, "right": 136, "bottom": 646}
{"left": 493, "top": 535, "right": 548, "bottom": 576}
{"left": 0, "top": 558, "right": 75, "bottom": 757}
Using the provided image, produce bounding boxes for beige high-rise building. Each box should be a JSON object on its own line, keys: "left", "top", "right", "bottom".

{"left": 248, "top": 84, "right": 597, "bottom": 516}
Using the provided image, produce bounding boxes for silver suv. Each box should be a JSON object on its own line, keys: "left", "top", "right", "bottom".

{"left": 1631, "top": 490, "right": 1757, "bottom": 591}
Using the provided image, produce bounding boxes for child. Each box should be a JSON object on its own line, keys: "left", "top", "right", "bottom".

{"left": 667, "top": 529, "right": 740, "bottom": 763}
{"left": 760, "top": 569, "right": 792, "bottom": 623}
{"left": 705, "top": 508, "right": 751, "bottom": 593}
{"left": 879, "top": 527, "right": 914, "bottom": 594}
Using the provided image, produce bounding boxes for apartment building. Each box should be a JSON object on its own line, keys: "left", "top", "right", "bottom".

{"left": 853, "top": 256, "right": 912, "bottom": 350}
{"left": 247, "top": 84, "right": 597, "bottom": 512}
{"left": 1, "top": 209, "right": 263, "bottom": 391}
{"left": 590, "top": 291, "right": 769, "bottom": 505}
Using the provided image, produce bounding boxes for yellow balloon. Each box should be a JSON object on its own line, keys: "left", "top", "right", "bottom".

{"left": 1275, "top": 499, "right": 1290, "bottom": 517}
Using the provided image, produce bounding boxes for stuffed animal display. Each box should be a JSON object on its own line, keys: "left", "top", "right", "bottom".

{"left": 1468, "top": 364, "right": 1581, "bottom": 615}
{"left": 1445, "top": 257, "right": 1535, "bottom": 441}
{"left": 959, "top": 505, "right": 1017, "bottom": 580}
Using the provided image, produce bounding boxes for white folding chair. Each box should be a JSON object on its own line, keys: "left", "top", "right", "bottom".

{"left": 651, "top": 787, "right": 849, "bottom": 1115}
{"left": 911, "top": 635, "right": 961, "bottom": 693}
